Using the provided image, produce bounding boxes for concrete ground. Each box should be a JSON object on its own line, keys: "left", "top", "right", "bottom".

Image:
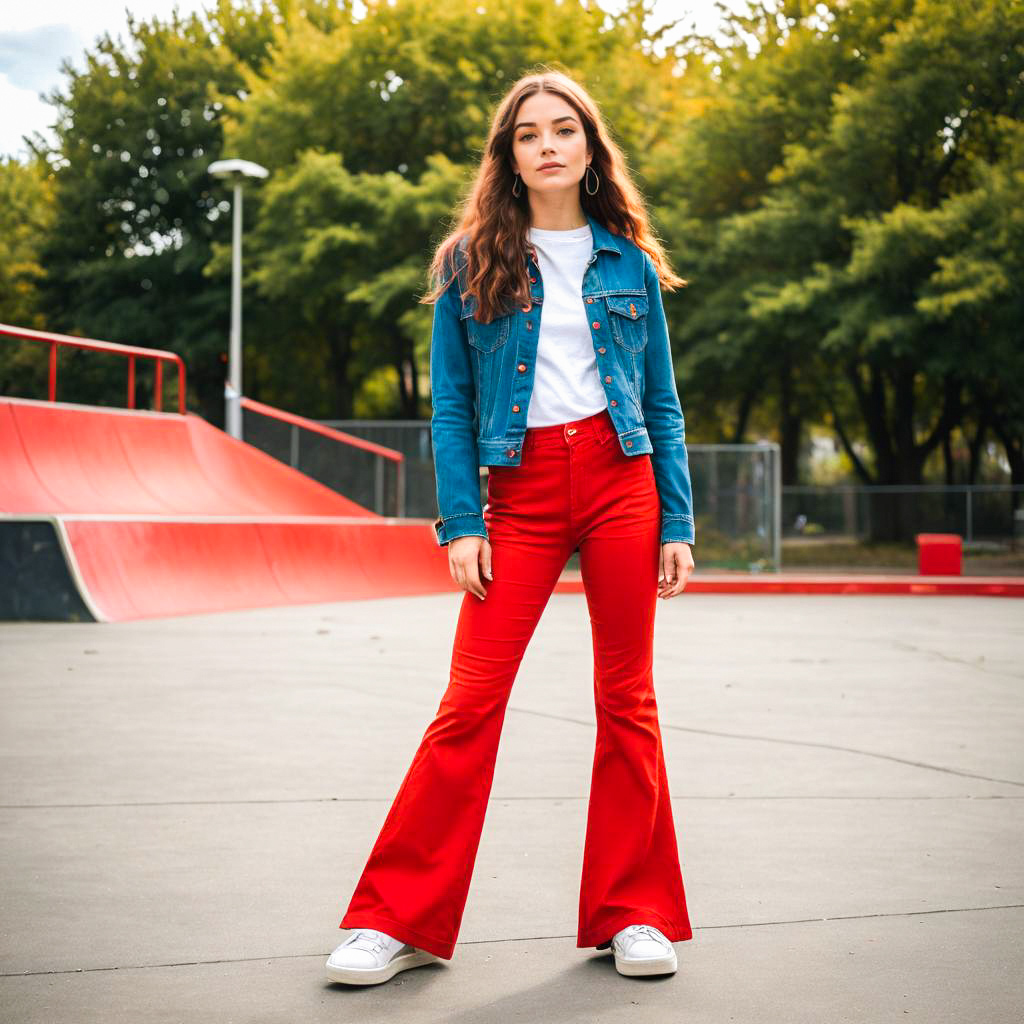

{"left": 1, "top": 593, "right": 1022, "bottom": 1023}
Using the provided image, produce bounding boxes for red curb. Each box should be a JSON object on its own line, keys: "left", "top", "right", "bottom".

{"left": 553, "top": 571, "right": 1024, "bottom": 597}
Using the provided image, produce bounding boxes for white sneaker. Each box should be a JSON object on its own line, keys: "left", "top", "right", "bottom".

{"left": 610, "top": 923, "right": 678, "bottom": 977}
{"left": 325, "top": 928, "right": 439, "bottom": 985}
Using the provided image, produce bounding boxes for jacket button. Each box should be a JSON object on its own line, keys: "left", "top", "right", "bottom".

{"left": 521, "top": 302, "right": 532, "bottom": 312}
{"left": 629, "top": 303, "right": 637, "bottom": 317}
{"left": 610, "top": 399, "right": 617, "bottom": 406}
{"left": 604, "top": 375, "right": 612, "bottom": 383}
{"left": 598, "top": 346, "right": 606, "bottom": 354}
{"left": 626, "top": 440, "right": 633, "bottom": 447}
{"left": 530, "top": 276, "right": 536, "bottom": 283}
{"left": 506, "top": 448, "right": 516, "bottom": 457}
{"left": 518, "top": 363, "right": 527, "bottom": 372}
{"left": 526, "top": 322, "right": 533, "bottom": 330}
{"left": 592, "top": 321, "right": 601, "bottom": 329}
{"left": 512, "top": 404, "right": 520, "bottom": 412}
{"left": 586, "top": 297, "right": 594, "bottom": 304}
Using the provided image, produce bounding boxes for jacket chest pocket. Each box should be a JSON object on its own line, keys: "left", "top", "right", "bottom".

{"left": 604, "top": 293, "right": 649, "bottom": 352}
{"left": 461, "top": 299, "right": 512, "bottom": 352}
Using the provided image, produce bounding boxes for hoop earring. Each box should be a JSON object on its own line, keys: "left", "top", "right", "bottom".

{"left": 512, "top": 173, "right": 523, "bottom": 198}
{"left": 584, "top": 163, "right": 600, "bottom": 195}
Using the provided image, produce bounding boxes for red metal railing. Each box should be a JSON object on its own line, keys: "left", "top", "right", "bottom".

{"left": 0, "top": 322, "right": 187, "bottom": 414}
{"left": 239, "top": 395, "right": 402, "bottom": 462}
{"left": 239, "top": 395, "right": 407, "bottom": 516}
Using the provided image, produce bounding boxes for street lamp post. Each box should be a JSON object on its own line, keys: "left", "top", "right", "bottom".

{"left": 208, "top": 158, "right": 269, "bottom": 440}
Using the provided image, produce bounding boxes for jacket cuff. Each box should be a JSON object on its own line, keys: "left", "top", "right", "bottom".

{"left": 434, "top": 512, "right": 489, "bottom": 547}
{"left": 660, "top": 513, "right": 695, "bottom": 546}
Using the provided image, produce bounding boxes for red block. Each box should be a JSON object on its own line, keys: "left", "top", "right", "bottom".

{"left": 916, "top": 533, "right": 962, "bottom": 576}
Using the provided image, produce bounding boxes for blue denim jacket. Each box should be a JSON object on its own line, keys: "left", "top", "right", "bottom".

{"left": 430, "top": 210, "right": 695, "bottom": 548}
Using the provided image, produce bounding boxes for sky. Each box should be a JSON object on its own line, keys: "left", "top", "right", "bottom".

{"left": 0, "top": 1, "right": 744, "bottom": 160}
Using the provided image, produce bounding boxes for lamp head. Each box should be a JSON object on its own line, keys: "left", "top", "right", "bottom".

{"left": 208, "top": 158, "right": 269, "bottom": 182}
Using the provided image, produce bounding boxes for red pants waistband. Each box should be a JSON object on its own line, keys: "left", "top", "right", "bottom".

{"left": 523, "top": 408, "right": 617, "bottom": 450}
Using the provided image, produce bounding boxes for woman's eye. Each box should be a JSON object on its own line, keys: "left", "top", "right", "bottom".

{"left": 518, "top": 127, "right": 575, "bottom": 142}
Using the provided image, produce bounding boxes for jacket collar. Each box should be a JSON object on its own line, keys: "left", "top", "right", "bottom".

{"left": 584, "top": 210, "right": 624, "bottom": 257}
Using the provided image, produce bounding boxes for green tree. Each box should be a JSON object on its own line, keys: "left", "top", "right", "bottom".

{"left": 771, "top": 0, "right": 1022, "bottom": 490}
{"left": 645, "top": 0, "right": 914, "bottom": 481}
{"left": 656, "top": 0, "right": 1022, "bottom": 523}
{"left": 916, "top": 120, "right": 1024, "bottom": 485}
{"left": 0, "top": 155, "right": 55, "bottom": 329}
{"left": 29, "top": 2, "right": 282, "bottom": 418}
{"left": 0, "top": 155, "right": 56, "bottom": 397}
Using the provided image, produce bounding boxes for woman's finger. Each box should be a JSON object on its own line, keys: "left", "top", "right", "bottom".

{"left": 462, "top": 558, "right": 486, "bottom": 600}
{"left": 658, "top": 547, "right": 692, "bottom": 599}
{"left": 672, "top": 550, "right": 693, "bottom": 595}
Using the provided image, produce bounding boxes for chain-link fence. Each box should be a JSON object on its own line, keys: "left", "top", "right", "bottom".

{"left": 241, "top": 407, "right": 408, "bottom": 517}
{"left": 783, "top": 485, "right": 1024, "bottom": 544}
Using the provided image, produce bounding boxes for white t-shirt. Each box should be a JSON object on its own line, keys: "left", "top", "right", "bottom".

{"left": 525, "top": 224, "right": 608, "bottom": 427}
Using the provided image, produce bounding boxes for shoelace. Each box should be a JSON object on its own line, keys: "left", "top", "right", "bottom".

{"left": 346, "top": 929, "right": 389, "bottom": 954}
{"left": 617, "top": 924, "right": 667, "bottom": 950}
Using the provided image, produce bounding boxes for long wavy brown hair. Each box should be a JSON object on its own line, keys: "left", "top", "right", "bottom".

{"left": 420, "top": 68, "right": 687, "bottom": 323}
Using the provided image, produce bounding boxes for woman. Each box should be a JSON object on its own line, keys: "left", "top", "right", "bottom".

{"left": 326, "top": 69, "right": 696, "bottom": 986}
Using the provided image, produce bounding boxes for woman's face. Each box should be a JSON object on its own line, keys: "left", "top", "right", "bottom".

{"left": 509, "top": 91, "right": 592, "bottom": 198}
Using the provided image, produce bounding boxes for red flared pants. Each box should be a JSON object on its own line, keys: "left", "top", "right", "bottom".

{"left": 339, "top": 407, "right": 693, "bottom": 959}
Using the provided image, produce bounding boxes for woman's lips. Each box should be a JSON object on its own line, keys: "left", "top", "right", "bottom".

{"left": 538, "top": 165, "right": 564, "bottom": 172}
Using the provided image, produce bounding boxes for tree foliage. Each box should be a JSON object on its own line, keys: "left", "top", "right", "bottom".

{"left": 0, "top": 0, "right": 1020, "bottom": 498}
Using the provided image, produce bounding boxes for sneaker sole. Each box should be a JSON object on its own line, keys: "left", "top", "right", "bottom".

{"left": 613, "top": 949, "right": 678, "bottom": 977}
{"left": 325, "top": 948, "right": 439, "bottom": 986}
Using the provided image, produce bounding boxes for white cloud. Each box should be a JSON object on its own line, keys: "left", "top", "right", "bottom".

{"left": 0, "top": 73, "right": 57, "bottom": 159}
{"left": 0, "top": 2, "right": 206, "bottom": 159}
{"left": 0, "top": 23, "right": 87, "bottom": 92}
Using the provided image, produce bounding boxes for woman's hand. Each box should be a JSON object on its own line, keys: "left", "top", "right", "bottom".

{"left": 658, "top": 542, "right": 694, "bottom": 599}
{"left": 448, "top": 535, "right": 493, "bottom": 600}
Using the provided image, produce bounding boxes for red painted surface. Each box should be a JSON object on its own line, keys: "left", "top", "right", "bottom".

{"left": 1, "top": 396, "right": 448, "bottom": 620}
{"left": 61, "top": 518, "right": 452, "bottom": 621}
{"left": 0, "top": 396, "right": 368, "bottom": 516}
{"left": 554, "top": 572, "right": 1023, "bottom": 597}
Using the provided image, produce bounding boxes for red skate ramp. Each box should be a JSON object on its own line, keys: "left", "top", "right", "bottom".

{"left": 0, "top": 397, "right": 450, "bottom": 621}
{"left": 0, "top": 396, "right": 371, "bottom": 516}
